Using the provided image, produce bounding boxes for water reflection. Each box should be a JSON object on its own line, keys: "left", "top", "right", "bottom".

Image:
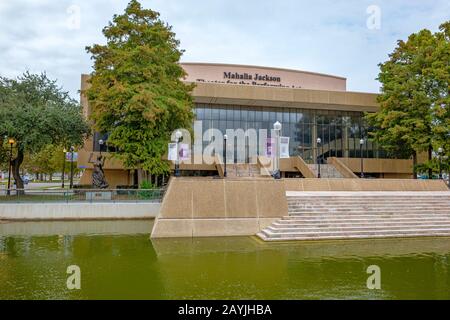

{"left": 1, "top": 221, "right": 450, "bottom": 300}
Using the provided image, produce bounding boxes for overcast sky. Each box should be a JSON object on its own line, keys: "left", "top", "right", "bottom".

{"left": 0, "top": 0, "right": 449, "bottom": 101}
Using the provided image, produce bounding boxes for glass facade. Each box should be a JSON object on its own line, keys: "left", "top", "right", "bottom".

{"left": 194, "top": 103, "right": 390, "bottom": 163}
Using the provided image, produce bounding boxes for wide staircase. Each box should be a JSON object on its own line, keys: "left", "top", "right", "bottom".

{"left": 257, "top": 192, "right": 450, "bottom": 241}
{"left": 308, "top": 164, "right": 343, "bottom": 178}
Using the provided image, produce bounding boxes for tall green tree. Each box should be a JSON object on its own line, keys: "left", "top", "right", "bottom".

{"left": 366, "top": 22, "right": 450, "bottom": 178}
{"left": 0, "top": 72, "right": 90, "bottom": 190}
{"left": 85, "top": 0, "right": 194, "bottom": 178}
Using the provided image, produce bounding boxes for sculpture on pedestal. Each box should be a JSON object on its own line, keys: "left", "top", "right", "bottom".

{"left": 89, "top": 153, "right": 109, "bottom": 189}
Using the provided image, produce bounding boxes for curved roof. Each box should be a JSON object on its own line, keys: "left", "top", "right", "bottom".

{"left": 181, "top": 62, "right": 347, "bottom": 92}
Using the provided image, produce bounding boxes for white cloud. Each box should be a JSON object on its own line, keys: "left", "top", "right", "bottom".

{"left": 0, "top": 0, "right": 449, "bottom": 100}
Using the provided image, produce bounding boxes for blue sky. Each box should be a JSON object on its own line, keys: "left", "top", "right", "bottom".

{"left": 0, "top": 0, "right": 449, "bottom": 100}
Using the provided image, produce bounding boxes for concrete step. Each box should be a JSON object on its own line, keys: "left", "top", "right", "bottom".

{"left": 266, "top": 224, "right": 450, "bottom": 233}
{"left": 286, "top": 215, "right": 450, "bottom": 221}
{"left": 273, "top": 220, "right": 450, "bottom": 227}
{"left": 288, "top": 210, "right": 450, "bottom": 215}
{"left": 256, "top": 231, "right": 450, "bottom": 242}
{"left": 260, "top": 227, "right": 450, "bottom": 239}
{"left": 288, "top": 201, "right": 450, "bottom": 205}
{"left": 258, "top": 192, "right": 450, "bottom": 242}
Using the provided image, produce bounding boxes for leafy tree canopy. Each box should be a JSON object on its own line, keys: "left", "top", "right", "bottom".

{"left": 366, "top": 21, "right": 450, "bottom": 178}
{"left": 0, "top": 72, "right": 90, "bottom": 189}
{"left": 85, "top": 0, "right": 194, "bottom": 176}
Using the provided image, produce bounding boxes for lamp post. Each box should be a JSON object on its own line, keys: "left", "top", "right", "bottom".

{"left": 62, "top": 148, "right": 67, "bottom": 189}
{"left": 7, "top": 138, "right": 15, "bottom": 196}
{"left": 175, "top": 130, "right": 182, "bottom": 177}
{"left": 360, "top": 138, "right": 365, "bottom": 178}
{"left": 69, "top": 146, "right": 75, "bottom": 189}
{"left": 438, "top": 147, "right": 444, "bottom": 180}
{"left": 273, "top": 121, "right": 282, "bottom": 180}
{"left": 223, "top": 134, "right": 228, "bottom": 178}
{"left": 99, "top": 139, "right": 104, "bottom": 157}
{"left": 317, "top": 138, "right": 322, "bottom": 179}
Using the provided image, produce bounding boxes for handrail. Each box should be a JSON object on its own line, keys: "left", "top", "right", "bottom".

{"left": 257, "top": 156, "right": 273, "bottom": 176}
{"left": 0, "top": 188, "right": 166, "bottom": 203}
{"left": 328, "top": 157, "right": 359, "bottom": 179}
{"left": 292, "top": 156, "right": 316, "bottom": 178}
{"left": 214, "top": 154, "right": 225, "bottom": 178}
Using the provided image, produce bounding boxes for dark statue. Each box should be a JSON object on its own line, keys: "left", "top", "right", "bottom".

{"left": 89, "top": 153, "right": 109, "bottom": 189}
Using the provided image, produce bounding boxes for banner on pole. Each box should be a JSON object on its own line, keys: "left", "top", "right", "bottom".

{"left": 168, "top": 143, "right": 177, "bottom": 161}
{"left": 265, "top": 138, "right": 275, "bottom": 158}
{"left": 280, "top": 137, "right": 290, "bottom": 159}
{"left": 179, "top": 144, "right": 191, "bottom": 162}
{"left": 65, "top": 152, "right": 78, "bottom": 162}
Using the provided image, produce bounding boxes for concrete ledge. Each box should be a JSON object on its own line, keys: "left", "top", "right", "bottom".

{"left": 0, "top": 220, "right": 155, "bottom": 236}
{"left": 0, "top": 202, "right": 161, "bottom": 221}
{"left": 151, "top": 218, "right": 278, "bottom": 238}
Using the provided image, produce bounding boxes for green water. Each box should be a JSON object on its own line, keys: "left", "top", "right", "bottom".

{"left": 1, "top": 220, "right": 450, "bottom": 300}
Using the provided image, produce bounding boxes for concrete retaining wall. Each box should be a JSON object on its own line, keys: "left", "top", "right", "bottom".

{"left": 151, "top": 178, "right": 449, "bottom": 239}
{"left": 151, "top": 178, "right": 288, "bottom": 238}
{"left": 0, "top": 202, "right": 161, "bottom": 221}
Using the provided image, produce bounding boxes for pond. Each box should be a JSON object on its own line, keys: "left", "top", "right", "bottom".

{"left": 1, "top": 220, "right": 450, "bottom": 300}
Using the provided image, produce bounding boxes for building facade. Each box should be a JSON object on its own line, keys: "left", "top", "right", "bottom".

{"left": 79, "top": 63, "right": 414, "bottom": 187}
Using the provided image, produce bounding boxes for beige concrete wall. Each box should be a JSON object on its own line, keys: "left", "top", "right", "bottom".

{"left": 339, "top": 158, "right": 413, "bottom": 176}
{"left": 151, "top": 177, "right": 448, "bottom": 238}
{"left": 0, "top": 202, "right": 160, "bottom": 221}
{"left": 0, "top": 220, "right": 154, "bottom": 237}
{"left": 151, "top": 178, "right": 288, "bottom": 238}
{"left": 192, "top": 82, "right": 378, "bottom": 112}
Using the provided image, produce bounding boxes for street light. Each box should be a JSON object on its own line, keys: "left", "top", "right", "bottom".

{"left": 317, "top": 138, "right": 322, "bottom": 179}
{"left": 99, "top": 139, "right": 104, "bottom": 157}
{"left": 273, "top": 121, "right": 282, "bottom": 180}
{"left": 69, "top": 146, "right": 75, "bottom": 189}
{"left": 175, "top": 130, "right": 182, "bottom": 177}
{"left": 223, "top": 134, "right": 228, "bottom": 178}
{"left": 7, "top": 138, "right": 15, "bottom": 196}
{"left": 360, "top": 138, "right": 365, "bottom": 178}
{"left": 62, "top": 148, "right": 67, "bottom": 189}
{"left": 438, "top": 147, "right": 444, "bottom": 180}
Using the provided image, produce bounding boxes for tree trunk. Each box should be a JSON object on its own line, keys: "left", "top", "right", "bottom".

{"left": 12, "top": 149, "right": 25, "bottom": 195}
{"left": 428, "top": 146, "right": 433, "bottom": 179}
{"left": 412, "top": 152, "right": 418, "bottom": 179}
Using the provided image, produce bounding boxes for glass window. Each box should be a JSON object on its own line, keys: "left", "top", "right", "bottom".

{"left": 196, "top": 107, "right": 205, "bottom": 120}
{"left": 219, "top": 108, "right": 227, "bottom": 120}
{"left": 290, "top": 109, "right": 297, "bottom": 123}
{"left": 241, "top": 109, "right": 248, "bottom": 122}
{"left": 226, "top": 108, "right": 234, "bottom": 121}
{"left": 276, "top": 111, "right": 283, "bottom": 123}
{"left": 204, "top": 107, "right": 211, "bottom": 120}
{"left": 211, "top": 108, "right": 220, "bottom": 120}
{"left": 248, "top": 109, "right": 255, "bottom": 122}
{"left": 262, "top": 109, "right": 269, "bottom": 122}
{"left": 233, "top": 107, "right": 241, "bottom": 121}
{"left": 283, "top": 109, "right": 290, "bottom": 123}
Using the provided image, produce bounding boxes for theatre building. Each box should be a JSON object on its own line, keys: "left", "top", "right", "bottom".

{"left": 78, "top": 63, "right": 415, "bottom": 187}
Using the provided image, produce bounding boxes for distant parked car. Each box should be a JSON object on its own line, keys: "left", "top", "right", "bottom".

{"left": 13, "top": 176, "right": 30, "bottom": 186}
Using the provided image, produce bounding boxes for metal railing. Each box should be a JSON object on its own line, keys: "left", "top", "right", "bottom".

{"left": 0, "top": 188, "right": 166, "bottom": 203}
